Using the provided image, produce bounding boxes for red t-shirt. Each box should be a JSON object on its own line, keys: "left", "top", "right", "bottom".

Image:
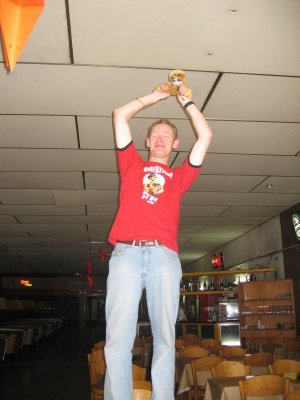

{"left": 108, "top": 142, "right": 201, "bottom": 252}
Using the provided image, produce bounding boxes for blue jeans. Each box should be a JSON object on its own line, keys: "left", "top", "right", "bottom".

{"left": 104, "top": 243, "right": 182, "bottom": 400}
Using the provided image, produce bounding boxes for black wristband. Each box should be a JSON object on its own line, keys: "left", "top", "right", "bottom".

{"left": 184, "top": 101, "right": 194, "bottom": 109}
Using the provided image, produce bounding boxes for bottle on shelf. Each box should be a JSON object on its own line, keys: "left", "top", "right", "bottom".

{"left": 219, "top": 278, "right": 224, "bottom": 291}
{"left": 188, "top": 278, "right": 193, "bottom": 292}
{"left": 203, "top": 281, "right": 208, "bottom": 291}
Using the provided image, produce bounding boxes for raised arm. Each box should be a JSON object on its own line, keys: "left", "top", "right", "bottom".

{"left": 177, "top": 87, "right": 213, "bottom": 166}
{"left": 113, "top": 86, "right": 170, "bottom": 149}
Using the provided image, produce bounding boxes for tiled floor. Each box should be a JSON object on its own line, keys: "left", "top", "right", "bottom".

{"left": 0, "top": 324, "right": 103, "bottom": 400}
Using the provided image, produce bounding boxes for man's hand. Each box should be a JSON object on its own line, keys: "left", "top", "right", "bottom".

{"left": 154, "top": 84, "right": 171, "bottom": 100}
{"left": 177, "top": 85, "right": 193, "bottom": 107}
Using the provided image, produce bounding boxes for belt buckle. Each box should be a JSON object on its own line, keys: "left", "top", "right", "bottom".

{"left": 138, "top": 240, "right": 157, "bottom": 247}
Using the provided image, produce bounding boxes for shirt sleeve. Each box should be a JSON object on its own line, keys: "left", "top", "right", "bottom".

{"left": 176, "top": 157, "right": 202, "bottom": 194}
{"left": 116, "top": 141, "right": 141, "bottom": 176}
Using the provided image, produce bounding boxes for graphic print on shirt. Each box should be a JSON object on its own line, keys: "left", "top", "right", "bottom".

{"left": 141, "top": 166, "right": 173, "bottom": 205}
{"left": 142, "top": 173, "right": 165, "bottom": 204}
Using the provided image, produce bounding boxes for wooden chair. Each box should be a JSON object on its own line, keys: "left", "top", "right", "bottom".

{"left": 284, "top": 389, "right": 300, "bottom": 399}
{"left": 239, "top": 374, "right": 289, "bottom": 400}
{"left": 179, "top": 345, "right": 210, "bottom": 358}
{"left": 132, "top": 337, "right": 145, "bottom": 367}
{"left": 90, "top": 348, "right": 105, "bottom": 361}
{"left": 220, "top": 345, "right": 246, "bottom": 359}
{"left": 93, "top": 340, "right": 105, "bottom": 350}
{"left": 284, "top": 341, "right": 300, "bottom": 360}
{"left": 244, "top": 352, "right": 275, "bottom": 366}
{"left": 175, "top": 339, "right": 188, "bottom": 349}
{"left": 132, "top": 363, "right": 147, "bottom": 380}
{"left": 181, "top": 334, "right": 201, "bottom": 344}
{"left": 211, "top": 360, "right": 250, "bottom": 377}
{"left": 198, "top": 338, "right": 222, "bottom": 355}
{"left": 269, "top": 359, "right": 300, "bottom": 376}
{"left": 133, "top": 380, "right": 152, "bottom": 390}
{"left": 132, "top": 389, "right": 151, "bottom": 400}
{"left": 87, "top": 355, "right": 106, "bottom": 400}
{"left": 191, "top": 356, "right": 223, "bottom": 400}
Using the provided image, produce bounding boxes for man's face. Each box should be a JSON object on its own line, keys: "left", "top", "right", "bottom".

{"left": 146, "top": 123, "right": 179, "bottom": 160}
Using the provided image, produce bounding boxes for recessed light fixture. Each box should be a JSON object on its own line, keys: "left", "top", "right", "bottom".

{"left": 266, "top": 184, "right": 273, "bottom": 189}
{"left": 228, "top": 9, "right": 238, "bottom": 13}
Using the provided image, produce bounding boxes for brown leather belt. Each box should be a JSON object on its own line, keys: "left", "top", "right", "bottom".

{"left": 117, "top": 240, "right": 161, "bottom": 247}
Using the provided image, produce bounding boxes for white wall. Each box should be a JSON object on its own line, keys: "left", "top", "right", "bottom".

{"left": 184, "top": 215, "right": 285, "bottom": 278}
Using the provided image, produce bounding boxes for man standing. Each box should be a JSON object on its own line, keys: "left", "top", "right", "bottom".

{"left": 104, "top": 82, "right": 212, "bottom": 400}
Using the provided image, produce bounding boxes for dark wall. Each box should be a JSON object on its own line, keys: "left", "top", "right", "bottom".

{"left": 280, "top": 202, "right": 300, "bottom": 334}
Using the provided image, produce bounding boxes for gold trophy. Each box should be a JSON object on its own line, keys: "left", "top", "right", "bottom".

{"left": 157, "top": 69, "right": 192, "bottom": 97}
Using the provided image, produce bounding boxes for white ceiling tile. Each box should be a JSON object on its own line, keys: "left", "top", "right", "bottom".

{"left": 204, "top": 74, "right": 300, "bottom": 122}
{"left": 183, "top": 192, "right": 299, "bottom": 206}
{"left": 180, "top": 205, "right": 228, "bottom": 217}
{"left": 0, "top": 224, "right": 87, "bottom": 232}
{"left": 0, "top": 189, "right": 54, "bottom": 205}
{"left": 52, "top": 216, "right": 114, "bottom": 224}
{"left": 70, "top": 0, "right": 300, "bottom": 76}
{"left": 208, "top": 121, "right": 300, "bottom": 156}
{"left": 53, "top": 190, "right": 118, "bottom": 206}
{"left": 0, "top": 172, "right": 84, "bottom": 189}
{"left": 0, "top": 116, "right": 77, "bottom": 148}
{"left": 85, "top": 172, "right": 119, "bottom": 189}
{"left": 180, "top": 215, "right": 269, "bottom": 225}
{"left": 175, "top": 152, "right": 300, "bottom": 176}
{"left": 0, "top": 149, "right": 117, "bottom": 171}
{"left": 0, "top": 205, "right": 85, "bottom": 216}
{"left": 0, "top": 215, "right": 16, "bottom": 223}
{"left": 222, "top": 206, "right": 288, "bottom": 217}
{"left": 78, "top": 117, "right": 114, "bottom": 149}
{"left": 191, "top": 175, "right": 267, "bottom": 192}
{"left": 87, "top": 205, "right": 118, "bottom": 215}
{"left": 17, "top": 216, "right": 56, "bottom": 224}
{"left": 252, "top": 177, "right": 300, "bottom": 194}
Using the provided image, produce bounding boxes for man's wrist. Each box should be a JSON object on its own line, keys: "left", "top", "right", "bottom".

{"left": 184, "top": 101, "right": 195, "bottom": 109}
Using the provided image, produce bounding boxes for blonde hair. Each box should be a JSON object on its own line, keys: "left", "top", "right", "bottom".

{"left": 147, "top": 119, "right": 178, "bottom": 140}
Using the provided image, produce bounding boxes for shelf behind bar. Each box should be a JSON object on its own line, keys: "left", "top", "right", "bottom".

{"left": 182, "top": 268, "right": 276, "bottom": 278}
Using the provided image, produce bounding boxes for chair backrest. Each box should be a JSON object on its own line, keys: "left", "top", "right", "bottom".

{"left": 132, "top": 363, "right": 147, "bottom": 380}
{"left": 284, "top": 342, "right": 300, "bottom": 360}
{"left": 175, "top": 339, "right": 188, "bottom": 349}
{"left": 284, "top": 389, "right": 300, "bottom": 400}
{"left": 93, "top": 340, "right": 105, "bottom": 350}
{"left": 87, "top": 356, "right": 106, "bottom": 384}
{"left": 132, "top": 389, "right": 151, "bottom": 400}
{"left": 239, "top": 374, "right": 289, "bottom": 400}
{"left": 220, "top": 345, "right": 246, "bottom": 358}
{"left": 199, "top": 338, "right": 221, "bottom": 346}
{"left": 191, "top": 356, "right": 223, "bottom": 400}
{"left": 132, "top": 337, "right": 145, "bottom": 366}
{"left": 199, "top": 338, "right": 222, "bottom": 353}
{"left": 180, "top": 345, "right": 210, "bottom": 358}
{"left": 181, "top": 334, "right": 201, "bottom": 344}
{"left": 211, "top": 360, "right": 250, "bottom": 377}
{"left": 89, "top": 348, "right": 105, "bottom": 361}
{"left": 244, "top": 352, "right": 275, "bottom": 366}
{"left": 269, "top": 359, "right": 300, "bottom": 376}
{"left": 133, "top": 380, "right": 152, "bottom": 390}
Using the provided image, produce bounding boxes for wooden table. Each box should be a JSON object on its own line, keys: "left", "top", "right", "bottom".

{"left": 203, "top": 376, "right": 300, "bottom": 400}
{"left": 176, "top": 357, "right": 212, "bottom": 396}
{"left": 176, "top": 357, "right": 270, "bottom": 397}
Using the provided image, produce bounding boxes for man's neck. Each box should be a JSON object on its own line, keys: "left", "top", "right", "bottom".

{"left": 148, "top": 155, "right": 170, "bottom": 165}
